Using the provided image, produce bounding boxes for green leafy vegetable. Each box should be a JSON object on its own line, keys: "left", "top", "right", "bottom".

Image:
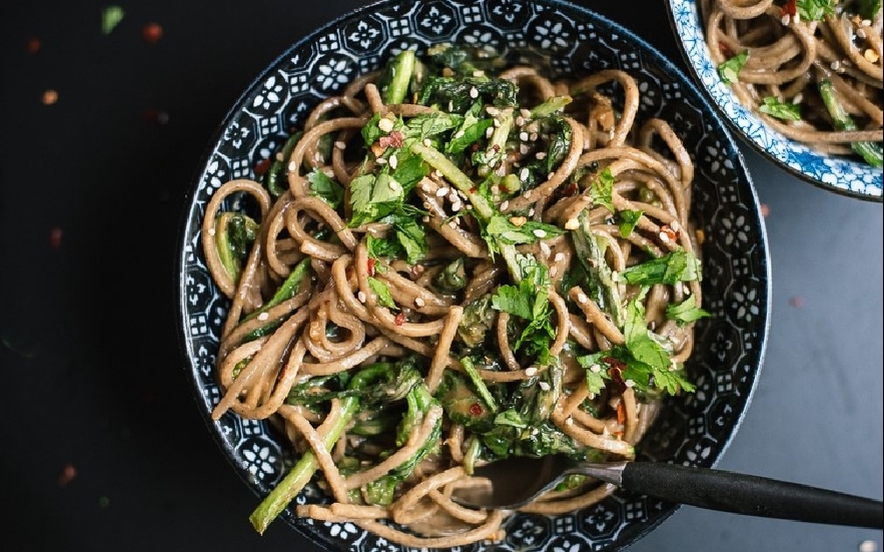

{"left": 718, "top": 51, "right": 748, "bottom": 85}
{"left": 758, "top": 96, "right": 802, "bottom": 121}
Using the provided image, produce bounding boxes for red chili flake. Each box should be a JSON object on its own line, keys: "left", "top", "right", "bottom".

{"left": 760, "top": 203, "right": 770, "bottom": 217}
{"left": 718, "top": 43, "right": 735, "bottom": 59}
{"left": 26, "top": 37, "right": 41, "bottom": 54}
{"left": 616, "top": 401, "right": 626, "bottom": 425}
{"left": 58, "top": 464, "right": 77, "bottom": 487}
{"left": 140, "top": 108, "right": 169, "bottom": 125}
{"left": 492, "top": 144, "right": 501, "bottom": 153}
{"left": 660, "top": 224, "right": 679, "bottom": 242}
{"left": 789, "top": 295, "right": 804, "bottom": 308}
{"left": 471, "top": 143, "right": 481, "bottom": 152}
{"left": 366, "top": 258, "right": 376, "bottom": 277}
{"left": 781, "top": 0, "right": 797, "bottom": 17}
{"left": 394, "top": 312, "right": 406, "bottom": 326}
{"left": 49, "top": 227, "right": 63, "bottom": 250}
{"left": 254, "top": 157, "right": 272, "bottom": 177}
{"left": 379, "top": 130, "right": 403, "bottom": 149}
{"left": 142, "top": 22, "right": 163, "bottom": 44}
{"left": 469, "top": 403, "right": 484, "bottom": 416}
{"left": 603, "top": 356, "right": 628, "bottom": 392}
{"left": 556, "top": 181, "right": 578, "bottom": 200}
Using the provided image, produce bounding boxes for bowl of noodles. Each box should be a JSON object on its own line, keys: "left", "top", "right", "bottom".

{"left": 176, "top": 0, "right": 771, "bottom": 550}
{"left": 665, "top": 0, "right": 883, "bottom": 202}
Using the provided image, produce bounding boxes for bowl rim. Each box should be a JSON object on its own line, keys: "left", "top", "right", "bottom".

{"left": 663, "top": 0, "right": 883, "bottom": 203}
{"left": 175, "top": 0, "right": 772, "bottom": 549}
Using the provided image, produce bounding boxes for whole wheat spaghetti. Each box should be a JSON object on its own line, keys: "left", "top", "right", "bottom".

{"left": 700, "top": 0, "right": 883, "bottom": 166}
{"left": 201, "top": 44, "right": 706, "bottom": 547}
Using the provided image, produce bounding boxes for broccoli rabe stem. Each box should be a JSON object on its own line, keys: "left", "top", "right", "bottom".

{"left": 818, "top": 79, "right": 883, "bottom": 168}
{"left": 248, "top": 362, "right": 392, "bottom": 534}
{"left": 384, "top": 50, "right": 416, "bottom": 105}
{"left": 411, "top": 142, "right": 526, "bottom": 282}
{"left": 248, "top": 395, "right": 359, "bottom": 534}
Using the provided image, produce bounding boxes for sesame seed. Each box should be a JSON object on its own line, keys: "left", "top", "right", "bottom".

{"left": 414, "top": 297, "right": 426, "bottom": 308}
{"left": 378, "top": 118, "right": 394, "bottom": 133}
{"left": 535, "top": 151, "right": 547, "bottom": 160}
{"left": 485, "top": 127, "right": 494, "bottom": 138}
{"left": 525, "top": 366, "right": 538, "bottom": 376}
{"left": 862, "top": 19, "right": 872, "bottom": 26}
{"left": 288, "top": 161, "right": 298, "bottom": 172}
{"left": 334, "top": 140, "right": 347, "bottom": 150}
{"left": 520, "top": 167, "right": 529, "bottom": 181}
{"left": 257, "top": 312, "right": 270, "bottom": 321}
{"left": 434, "top": 170, "right": 443, "bottom": 178}
{"left": 625, "top": 379, "right": 635, "bottom": 388}
{"left": 486, "top": 106, "right": 499, "bottom": 116}
{"left": 519, "top": 131, "right": 529, "bottom": 141}
{"left": 781, "top": 14, "right": 790, "bottom": 26}
{"left": 864, "top": 49, "right": 879, "bottom": 63}
{"left": 830, "top": 60, "right": 841, "bottom": 71}
{"left": 539, "top": 381, "right": 551, "bottom": 391}
{"left": 388, "top": 179, "right": 401, "bottom": 192}
{"left": 423, "top": 138, "right": 432, "bottom": 147}
{"left": 565, "top": 417, "right": 574, "bottom": 426}
{"left": 565, "top": 218, "right": 579, "bottom": 230}
{"left": 540, "top": 242, "right": 551, "bottom": 256}
{"left": 532, "top": 228, "right": 547, "bottom": 238}
{"left": 590, "top": 363, "right": 601, "bottom": 373}
{"left": 208, "top": 227, "right": 216, "bottom": 237}
{"left": 523, "top": 189, "right": 533, "bottom": 199}
{"left": 436, "top": 187, "right": 449, "bottom": 197}
{"left": 472, "top": 70, "right": 485, "bottom": 77}
{"left": 670, "top": 220, "right": 681, "bottom": 232}
{"left": 357, "top": 291, "right": 367, "bottom": 303}
{"left": 451, "top": 201, "right": 462, "bottom": 212}
{"left": 520, "top": 108, "right": 532, "bottom": 119}
{"left": 577, "top": 292, "right": 588, "bottom": 304}
{"left": 469, "top": 87, "right": 479, "bottom": 99}
{"left": 389, "top": 154, "right": 398, "bottom": 170}
{"left": 448, "top": 101, "right": 454, "bottom": 111}
{"left": 448, "top": 220, "right": 459, "bottom": 228}
{"left": 554, "top": 252, "right": 565, "bottom": 262}
{"left": 500, "top": 200, "right": 509, "bottom": 210}
{"left": 659, "top": 231, "right": 672, "bottom": 244}
{"left": 550, "top": 266, "right": 558, "bottom": 278}
{"left": 376, "top": 157, "right": 388, "bottom": 165}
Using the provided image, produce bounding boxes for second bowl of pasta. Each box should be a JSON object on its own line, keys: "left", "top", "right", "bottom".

{"left": 666, "top": 0, "right": 883, "bottom": 202}
{"left": 177, "top": 0, "right": 771, "bottom": 550}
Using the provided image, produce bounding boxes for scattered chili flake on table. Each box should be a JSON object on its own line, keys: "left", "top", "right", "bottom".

{"left": 142, "top": 23, "right": 163, "bottom": 44}
{"left": 760, "top": 203, "right": 770, "bottom": 217}
{"left": 49, "top": 227, "right": 63, "bottom": 249}
{"left": 789, "top": 295, "right": 805, "bottom": 308}
{"left": 140, "top": 108, "right": 169, "bottom": 125}
{"left": 58, "top": 464, "right": 77, "bottom": 487}
{"left": 42, "top": 90, "right": 58, "bottom": 105}
{"left": 26, "top": 37, "right": 41, "bottom": 54}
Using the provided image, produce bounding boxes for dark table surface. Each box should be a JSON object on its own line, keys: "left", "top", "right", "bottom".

{"left": 1, "top": 1, "right": 881, "bottom": 551}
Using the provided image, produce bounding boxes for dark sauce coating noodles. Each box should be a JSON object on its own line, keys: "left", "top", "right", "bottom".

{"left": 700, "top": 0, "right": 882, "bottom": 160}
{"left": 201, "top": 46, "right": 705, "bottom": 547}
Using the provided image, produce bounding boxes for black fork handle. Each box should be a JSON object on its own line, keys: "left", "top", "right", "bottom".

{"left": 619, "top": 462, "right": 883, "bottom": 529}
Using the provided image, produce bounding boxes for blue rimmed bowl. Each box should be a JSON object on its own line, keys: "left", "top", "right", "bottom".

{"left": 177, "top": 0, "right": 771, "bottom": 550}
{"left": 665, "top": 0, "right": 883, "bottom": 202}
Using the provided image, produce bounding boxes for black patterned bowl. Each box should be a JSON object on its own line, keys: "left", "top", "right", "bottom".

{"left": 177, "top": 0, "right": 771, "bottom": 550}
